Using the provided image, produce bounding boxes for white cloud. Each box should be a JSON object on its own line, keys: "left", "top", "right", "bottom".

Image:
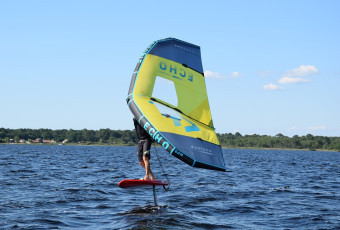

{"left": 309, "top": 126, "right": 326, "bottom": 131}
{"left": 283, "top": 65, "right": 318, "bottom": 78}
{"left": 278, "top": 77, "right": 310, "bottom": 84}
{"left": 204, "top": 70, "right": 242, "bottom": 79}
{"left": 263, "top": 83, "right": 283, "bottom": 90}
{"left": 278, "top": 65, "right": 318, "bottom": 84}
{"left": 288, "top": 126, "right": 297, "bottom": 130}
{"left": 230, "top": 72, "right": 242, "bottom": 78}
{"left": 204, "top": 70, "right": 223, "bottom": 79}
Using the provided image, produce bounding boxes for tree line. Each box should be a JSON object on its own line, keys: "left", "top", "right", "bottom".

{"left": 0, "top": 128, "right": 137, "bottom": 146}
{"left": 1, "top": 128, "right": 339, "bottom": 151}
{"left": 217, "top": 133, "right": 340, "bottom": 151}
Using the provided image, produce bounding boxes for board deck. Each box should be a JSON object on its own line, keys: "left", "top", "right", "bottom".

{"left": 118, "top": 179, "right": 169, "bottom": 188}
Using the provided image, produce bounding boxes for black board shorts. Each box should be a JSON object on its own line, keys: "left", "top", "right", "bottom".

{"left": 137, "top": 139, "right": 151, "bottom": 162}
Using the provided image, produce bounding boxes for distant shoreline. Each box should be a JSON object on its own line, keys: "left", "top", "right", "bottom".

{"left": 1, "top": 128, "right": 339, "bottom": 152}
{"left": 1, "top": 142, "right": 338, "bottom": 153}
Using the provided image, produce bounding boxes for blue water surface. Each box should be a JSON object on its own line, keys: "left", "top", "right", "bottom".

{"left": 0, "top": 145, "right": 339, "bottom": 229}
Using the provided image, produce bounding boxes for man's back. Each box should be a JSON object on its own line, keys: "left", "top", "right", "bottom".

{"left": 133, "top": 118, "right": 151, "bottom": 140}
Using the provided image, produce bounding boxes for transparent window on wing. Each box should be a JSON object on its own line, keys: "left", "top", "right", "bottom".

{"left": 152, "top": 76, "right": 178, "bottom": 107}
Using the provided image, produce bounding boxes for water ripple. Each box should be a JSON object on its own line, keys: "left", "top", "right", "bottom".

{"left": 0, "top": 145, "right": 339, "bottom": 229}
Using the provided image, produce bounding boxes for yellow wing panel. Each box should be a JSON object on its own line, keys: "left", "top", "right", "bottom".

{"left": 133, "top": 54, "right": 213, "bottom": 127}
{"left": 133, "top": 95, "right": 220, "bottom": 145}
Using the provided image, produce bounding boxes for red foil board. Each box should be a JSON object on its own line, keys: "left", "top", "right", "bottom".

{"left": 118, "top": 179, "right": 169, "bottom": 188}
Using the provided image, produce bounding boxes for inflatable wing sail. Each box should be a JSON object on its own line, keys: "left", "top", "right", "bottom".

{"left": 127, "top": 38, "right": 225, "bottom": 171}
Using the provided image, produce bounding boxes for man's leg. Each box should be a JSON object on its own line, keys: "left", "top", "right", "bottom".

{"left": 139, "top": 160, "right": 145, "bottom": 169}
{"left": 137, "top": 140, "right": 145, "bottom": 174}
{"left": 143, "top": 154, "right": 155, "bottom": 180}
{"left": 143, "top": 139, "right": 155, "bottom": 180}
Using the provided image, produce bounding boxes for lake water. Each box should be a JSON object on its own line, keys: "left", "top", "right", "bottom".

{"left": 0, "top": 145, "right": 339, "bottom": 229}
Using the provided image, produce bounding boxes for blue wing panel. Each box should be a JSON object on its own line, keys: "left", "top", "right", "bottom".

{"left": 162, "top": 132, "right": 225, "bottom": 170}
{"left": 148, "top": 38, "right": 204, "bottom": 74}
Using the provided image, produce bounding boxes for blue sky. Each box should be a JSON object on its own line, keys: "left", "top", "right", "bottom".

{"left": 1, "top": 0, "right": 339, "bottom": 137}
